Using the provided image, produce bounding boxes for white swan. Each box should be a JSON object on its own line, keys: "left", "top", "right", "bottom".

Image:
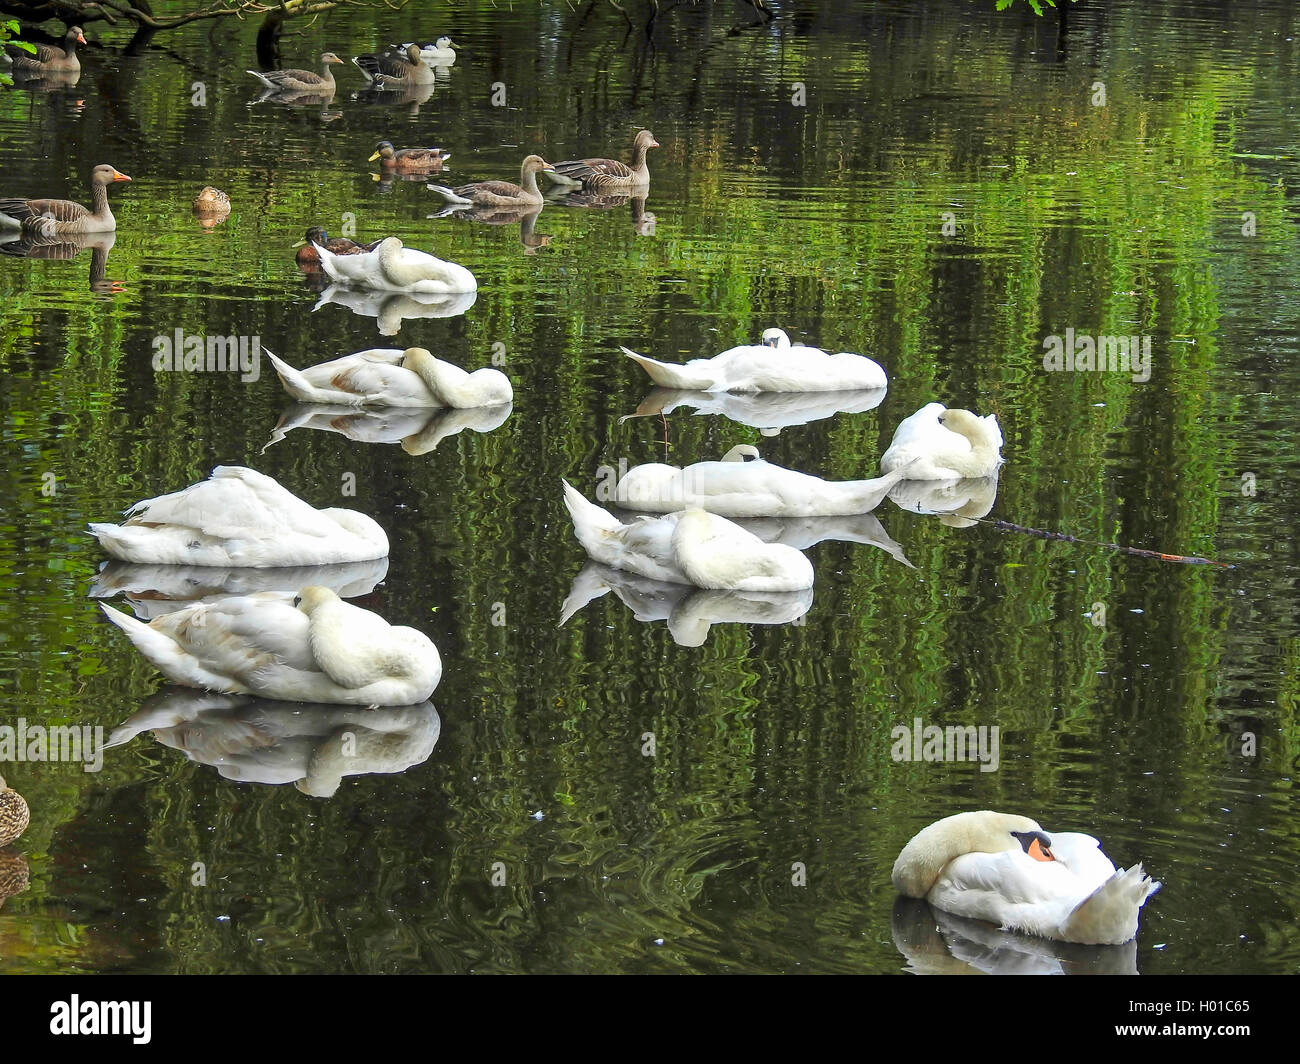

{"left": 880, "top": 402, "right": 1003, "bottom": 479}
{"left": 562, "top": 481, "right": 813, "bottom": 591}
{"left": 621, "top": 328, "right": 887, "bottom": 393}
{"left": 892, "top": 811, "right": 1161, "bottom": 945}
{"left": 101, "top": 586, "right": 441, "bottom": 706}
{"left": 314, "top": 236, "right": 476, "bottom": 294}
{"left": 265, "top": 347, "right": 512, "bottom": 408}
{"left": 89, "top": 466, "right": 388, "bottom": 567}
{"left": 613, "top": 444, "right": 910, "bottom": 517}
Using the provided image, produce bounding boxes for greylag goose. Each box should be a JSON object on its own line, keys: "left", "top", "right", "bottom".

{"left": 369, "top": 141, "right": 449, "bottom": 172}
{"left": 428, "top": 155, "right": 554, "bottom": 210}
{"left": 0, "top": 164, "right": 131, "bottom": 234}
{"left": 549, "top": 130, "right": 659, "bottom": 191}
{"left": 294, "top": 226, "right": 382, "bottom": 268}
{"left": 246, "top": 52, "right": 343, "bottom": 94}
{"left": 353, "top": 44, "right": 435, "bottom": 87}
{"left": 2, "top": 26, "right": 85, "bottom": 76}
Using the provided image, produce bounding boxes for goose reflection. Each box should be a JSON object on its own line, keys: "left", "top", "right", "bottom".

{"left": 313, "top": 283, "right": 477, "bottom": 335}
{"left": 87, "top": 558, "right": 389, "bottom": 619}
{"left": 888, "top": 474, "right": 999, "bottom": 528}
{"left": 623, "top": 386, "right": 886, "bottom": 436}
{"left": 560, "top": 561, "right": 812, "bottom": 646}
{"left": 428, "top": 205, "right": 552, "bottom": 253}
{"left": 106, "top": 688, "right": 440, "bottom": 797}
{"left": 891, "top": 897, "right": 1141, "bottom": 976}
{"left": 0, "top": 228, "right": 120, "bottom": 292}
{"left": 264, "top": 402, "right": 512, "bottom": 454}
{"left": 544, "top": 189, "right": 654, "bottom": 235}
{"left": 351, "top": 79, "right": 435, "bottom": 116}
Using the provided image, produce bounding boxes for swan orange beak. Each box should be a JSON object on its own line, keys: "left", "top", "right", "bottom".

{"left": 1027, "top": 837, "right": 1055, "bottom": 862}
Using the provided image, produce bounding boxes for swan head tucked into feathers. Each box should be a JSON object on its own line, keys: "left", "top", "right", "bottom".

{"left": 939, "top": 408, "right": 1003, "bottom": 452}
{"left": 720, "top": 445, "right": 761, "bottom": 463}
{"left": 761, "top": 328, "right": 791, "bottom": 349}
{"left": 892, "top": 810, "right": 1044, "bottom": 897}
{"left": 402, "top": 347, "right": 513, "bottom": 405}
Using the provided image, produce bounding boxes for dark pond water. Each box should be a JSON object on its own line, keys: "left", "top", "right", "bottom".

{"left": 1, "top": 0, "right": 1298, "bottom": 974}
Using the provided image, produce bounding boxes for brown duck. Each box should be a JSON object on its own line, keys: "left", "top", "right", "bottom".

{"left": 294, "top": 226, "right": 382, "bottom": 268}
{"left": 428, "top": 155, "right": 555, "bottom": 210}
{"left": 0, "top": 774, "right": 29, "bottom": 848}
{"left": 550, "top": 130, "right": 659, "bottom": 191}
{"left": 0, "top": 163, "right": 131, "bottom": 234}
{"left": 3, "top": 25, "right": 85, "bottom": 76}
{"left": 369, "top": 141, "right": 449, "bottom": 173}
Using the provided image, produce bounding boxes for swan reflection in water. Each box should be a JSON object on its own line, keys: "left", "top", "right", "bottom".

{"left": 106, "top": 688, "right": 440, "bottom": 797}
{"left": 313, "top": 283, "right": 476, "bottom": 335}
{"left": 0, "top": 228, "right": 120, "bottom": 293}
{"left": 560, "top": 561, "right": 813, "bottom": 647}
{"left": 87, "top": 558, "right": 389, "bottom": 619}
{"left": 623, "top": 386, "right": 886, "bottom": 437}
{"left": 890, "top": 897, "right": 1141, "bottom": 976}
{"left": 888, "top": 474, "right": 999, "bottom": 529}
{"left": 263, "top": 402, "right": 511, "bottom": 454}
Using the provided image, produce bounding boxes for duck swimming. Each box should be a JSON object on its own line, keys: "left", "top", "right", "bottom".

{"left": 428, "top": 155, "right": 555, "bottom": 210}
{"left": 294, "top": 226, "right": 382, "bottom": 268}
{"left": 549, "top": 130, "right": 660, "bottom": 191}
{"left": 0, "top": 775, "right": 29, "bottom": 847}
{"left": 892, "top": 811, "right": 1161, "bottom": 945}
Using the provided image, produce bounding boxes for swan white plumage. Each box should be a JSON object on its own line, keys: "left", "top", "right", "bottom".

{"left": 621, "top": 328, "right": 887, "bottom": 393}
{"left": 314, "top": 236, "right": 476, "bottom": 294}
{"left": 879, "top": 402, "right": 1003, "bottom": 479}
{"left": 892, "top": 811, "right": 1161, "bottom": 945}
{"left": 101, "top": 586, "right": 441, "bottom": 706}
{"left": 614, "top": 444, "right": 910, "bottom": 517}
{"left": 562, "top": 480, "right": 813, "bottom": 591}
{"left": 265, "top": 346, "right": 512, "bottom": 408}
{"left": 89, "top": 466, "right": 388, "bottom": 567}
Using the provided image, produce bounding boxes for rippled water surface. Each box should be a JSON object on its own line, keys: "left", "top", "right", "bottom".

{"left": 2, "top": 0, "right": 1299, "bottom": 974}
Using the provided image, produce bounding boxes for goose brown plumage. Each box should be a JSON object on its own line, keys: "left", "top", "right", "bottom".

{"left": 294, "top": 226, "right": 383, "bottom": 268}
{"left": 428, "top": 155, "right": 555, "bottom": 210}
{"left": 246, "top": 52, "right": 343, "bottom": 94}
{"left": 3, "top": 25, "right": 85, "bottom": 75}
{"left": 550, "top": 130, "right": 659, "bottom": 191}
{"left": 0, "top": 774, "right": 29, "bottom": 848}
{"left": 353, "top": 44, "right": 435, "bottom": 87}
{"left": 369, "top": 141, "right": 449, "bottom": 173}
{"left": 0, "top": 163, "right": 131, "bottom": 234}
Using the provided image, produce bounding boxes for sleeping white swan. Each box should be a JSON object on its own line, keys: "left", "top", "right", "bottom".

{"left": 562, "top": 480, "right": 813, "bottom": 591}
{"left": 314, "top": 236, "right": 476, "bottom": 294}
{"left": 101, "top": 586, "right": 441, "bottom": 706}
{"left": 89, "top": 466, "right": 388, "bottom": 567}
{"left": 880, "top": 402, "right": 1003, "bottom": 479}
{"left": 621, "top": 328, "right": 887, "bottom": 393}
{"left": 265, "top": 347, "right": 512, "bottom": 408}
{"left": 613, "top": 444, "right": 910, "bottom": 517}
{"left": 892, "top": 811, "right": 1161, "bottom": 945}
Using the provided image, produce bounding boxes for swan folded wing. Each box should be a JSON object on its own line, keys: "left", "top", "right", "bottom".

{"left": 930, "top": 850, "right": 1078, "bottom": 911}
{"left": 329, "top": 361, "right": 433, "bottom": 404}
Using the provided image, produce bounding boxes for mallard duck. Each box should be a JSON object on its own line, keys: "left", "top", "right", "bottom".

{"left": 0, "top": 774, "right": 30, "bottom": 847}
{"left": 89, "top": 466, "right": 389, "bottom": 567}
{"left": 428, "top": 155, "right": 555, "bottom": 210}
{"left": 313, "top": 236, "right": 476, "bottom": 294}
{"left": 246, "top": 52, "right": 344, "bottom": 94}
{"left": 0, "top": 164, "right": 131, "bottom": 235}
{"left": 0, "top": 850, "right": 28, "bottom": 910}
{"left": 621, "top": 328, "right": 888, "bottom": 393}
{"left": 563, "top": 481, "right": 814, "bottom": 591}
{"left": 192, "top": 187, "right": 229, "bottom": 212}
{"left": 294, "top": 226, "right": 382, "bottom": 268}
{"left": 353, "top": 44, "right": 435, "bottom": 87}
{"left": 613, "top": 444, "right": 911, "bottom": 517}
{"left": 879, "top": 402, "right": 1003, "bottom": 479}
{"left": 892, "top": 811, "right": 1161, "bottom": 946}
{"left": 2, "top": 25, "right": 85, "bottom": 75}
{"left": 266, "top": 346, "right": 511, "bottom": 408}
{"left": 549, "top": 129, "right": 660, "bottom": 191}
{"left": 101, "top": 586, "right": 441, "bottom": 706}
{"left": 369, "top": 140, "right": 449, "bottom": 173}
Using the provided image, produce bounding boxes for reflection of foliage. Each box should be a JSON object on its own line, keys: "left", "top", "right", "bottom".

{"left": 995, "top": 0, "right": 1075, "bottom": 14}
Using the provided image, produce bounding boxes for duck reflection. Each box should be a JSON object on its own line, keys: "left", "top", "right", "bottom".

{"left": 560, "top": 561, "right": 812, "bottom": 646}
{"left": 0, "top": 228, "right": 120, "bottom": 293}
{"left": 313, "top": 283, "right": 477, "bottom": 334}
{"left": 106, "top": 688, "right": 440, "bottom": 797}
{"left": 87, "top": 558, "right": 388, "bottom": 619}
{"left": 264, "top": 402, "right": 512, "bottom": 454}
{"left": 888, "top": 474, "right": 999, "bottom": 528}
{"left": 623, "top": 386, "right": 886, "bottom": 436}
{"left": 891, "top": 896, "right": 1141, "bottom": 975}
{"left": 0, "top": 850, "right": 29, "bottom": 911}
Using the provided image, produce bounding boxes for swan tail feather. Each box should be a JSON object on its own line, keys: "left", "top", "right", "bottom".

{"left": 1061, "top": 863, "right": 1161, "bottom": 945}
{"left": 619, "top": 346, "right": 714, "bottom": 390}
{"left": 263, "top": 348, "right": 316, "bottom": 403}
{"left": 562, "top": 480, "right": 623, "bottom": 559}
